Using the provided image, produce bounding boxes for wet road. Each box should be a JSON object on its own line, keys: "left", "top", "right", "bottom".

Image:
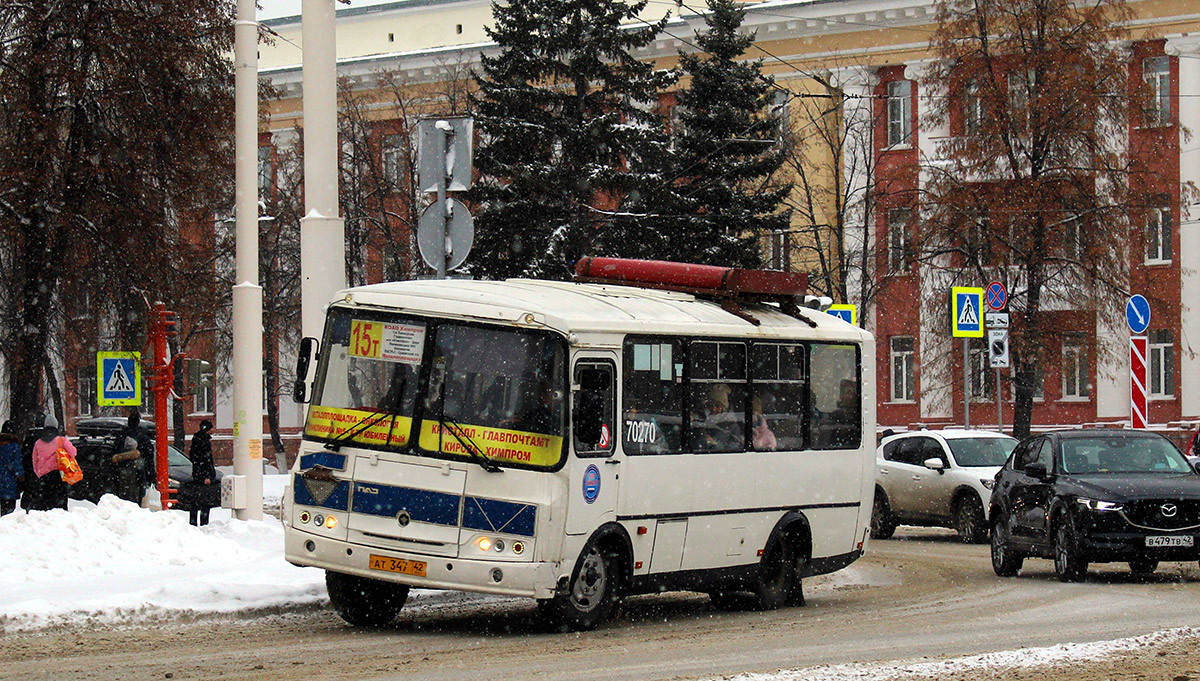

{"left": 3, "top": 528, "right": 1198, "bottom": 681}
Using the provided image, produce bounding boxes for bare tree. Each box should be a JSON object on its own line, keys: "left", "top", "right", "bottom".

{"left": 919, "top": 0, "right": 1196, "bottom": 436}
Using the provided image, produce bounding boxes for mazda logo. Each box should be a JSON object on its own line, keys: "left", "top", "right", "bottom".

{"left": 1160, "top": 504, "right": 1178, "bottom": 517}
{"left": 397, "top": 510, "right": 411, "bottom": 526}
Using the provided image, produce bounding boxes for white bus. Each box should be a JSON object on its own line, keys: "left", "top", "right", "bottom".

{"left": 284, "top": 258, "right": 875, "bottom": 631}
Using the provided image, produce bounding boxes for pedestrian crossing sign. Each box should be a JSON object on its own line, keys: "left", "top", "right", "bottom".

{"left": 97, "top": 351, "right": 141, "bottom": 406}
{"left": 827, "top": 304, "right": 857, "bottom": 326}
{"left": 950, "top": 287, "right": 985, "bottom": 338}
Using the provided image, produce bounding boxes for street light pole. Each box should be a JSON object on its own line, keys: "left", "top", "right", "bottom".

{"left": 233, "top": 0, "right": 263, "bottom": 521}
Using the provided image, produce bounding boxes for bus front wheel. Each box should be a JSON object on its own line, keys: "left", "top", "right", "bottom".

{"left": 325, "top": 570, "right": 410, "bottom": 627}
{"left": 541, "top": 540, "right": 624, "bottom": 632}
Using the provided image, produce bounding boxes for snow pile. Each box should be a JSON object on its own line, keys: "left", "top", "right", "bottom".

{"left": 726, "top": 627, "right": 1200, "bottom": 681}
{"left": 0, "top": 476, "right": 326, "bottom": 633}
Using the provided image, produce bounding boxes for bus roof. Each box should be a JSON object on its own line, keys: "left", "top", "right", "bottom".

{"left": 333, "top": 278, "right": 870, "bottom": 344}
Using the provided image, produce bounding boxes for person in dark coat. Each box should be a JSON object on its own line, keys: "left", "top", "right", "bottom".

{"left": 114, "top": 409, "right": 154, "bottom": 504}
{"left": 180, "top": 420, "right": 217, "bottom": 526}
{"left": 0, "top": 420, "right": 25, "bottom": 516}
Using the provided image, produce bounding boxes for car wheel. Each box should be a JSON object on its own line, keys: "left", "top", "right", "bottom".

{"left": 541, "top": 540, "right": 623, "bottom": 631}
{"left": 752, "top": 536, "right": 795, "bottom": 611}
{"left": 1129, "top": 559, "right": 1158, "bottom": 575}
{"left": 871, "top": 490, "right": 897, "bottom": 540}
{"left": 990, "top": 515, "right": 1023, "bottom": 577}
{"left": 325, "top": 570, "right": 409, "bottom": 628}
{"left": 1053, "top": 516, "right": 1088, "bottom": 583}
{"left": 954, "top": 495, "right": 988, "bottom": 544}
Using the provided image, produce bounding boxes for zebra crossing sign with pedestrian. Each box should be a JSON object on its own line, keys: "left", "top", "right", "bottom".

{"left": 97, "top": 351, "right": 141, "bottom": 406}
{"left": 950, "top": 287, "right": 985, "bottom": 338}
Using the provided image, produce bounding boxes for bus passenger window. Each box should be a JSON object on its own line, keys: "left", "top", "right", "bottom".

{"left": 622, "top": 338, "right": 684, "bottom": 455}
{"left": 809, "top": 344, "right": 861, "bottom": 450}
{"left": 688, "top": 341, "right": 747, "bottom": 453}
{"left": 573, "top": 364, "right": 615, "bottom": 456}
{"left": 751, "top": 344, "right": 805, "bottom": 451}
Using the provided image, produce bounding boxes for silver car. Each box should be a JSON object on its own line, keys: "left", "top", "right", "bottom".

{"left": 873, "top": 429, "right": 1018, "bottom": 543}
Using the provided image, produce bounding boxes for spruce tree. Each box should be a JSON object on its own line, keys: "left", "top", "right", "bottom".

{"left": 469, "top": 0, "right": 674, "bottom": 280}
{"left": 621, "top": 0, "right": 790, "bottom": 268}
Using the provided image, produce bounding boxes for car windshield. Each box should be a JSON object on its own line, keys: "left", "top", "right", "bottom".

{"left": 167, "top": 445, "right": 190, "bottom": 467}
{"left": 947, "top": 436, "right": 1018, "bottom": 467}
{"left": 1059, "top": 436, "right": 1192, "bottom": 474}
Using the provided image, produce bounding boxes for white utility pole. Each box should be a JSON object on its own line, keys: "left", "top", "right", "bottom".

{"left": 300, "top": 0, "right": 346, "bottom": 340}
{"left": 232, "top": 0, "right": 264, "bottom": 520}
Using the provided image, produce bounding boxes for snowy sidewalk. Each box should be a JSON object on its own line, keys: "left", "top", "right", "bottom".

{"left": 0, "top": 474, "right": 328, "bottom": 633}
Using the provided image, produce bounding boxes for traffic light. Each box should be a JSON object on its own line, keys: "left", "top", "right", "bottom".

{"left": 187, "top": 358, "right": 212, "bottom": 388}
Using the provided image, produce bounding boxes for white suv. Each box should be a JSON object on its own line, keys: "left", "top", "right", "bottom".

{"left": 872, "top": 429, "right": 1018, "bottom": 543}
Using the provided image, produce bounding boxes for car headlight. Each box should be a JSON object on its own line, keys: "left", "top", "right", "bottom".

{"left": 980, "top": 479, "right": 995, "bottom": 490}
{"left": 1077, "top": 497, "right": 1123, "bottom": 512}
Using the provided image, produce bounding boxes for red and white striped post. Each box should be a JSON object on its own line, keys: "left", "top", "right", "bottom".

{"left": 1130, "top": 336, "right": 1149, "bottom": 429}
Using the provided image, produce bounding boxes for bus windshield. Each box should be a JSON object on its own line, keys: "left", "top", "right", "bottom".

{"left": 305, "top": 307, "right": 567, "bottom": 470}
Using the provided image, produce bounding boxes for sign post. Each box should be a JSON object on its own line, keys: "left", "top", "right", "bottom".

{"left": 985, "top": 281, "right": 1008, "bottom": 433}
{"left": 951, "top": 287, "right": 985, "bottom": 428}
{"left": 1126, "top": 295, "right": 1151, "bottom": 429}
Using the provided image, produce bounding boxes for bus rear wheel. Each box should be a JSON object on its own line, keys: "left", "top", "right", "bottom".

{"left": 541, "top": 540, "right": 623, "bottom": 632}
{"left": 325, "top": 570, "right": 410, "bottom": 628}
{"left": 752, "top": 537, "right": 796, "bottom": 610}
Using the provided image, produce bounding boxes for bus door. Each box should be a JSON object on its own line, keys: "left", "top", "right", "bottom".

{"left": 566, "top": 357, "right": 619, "bottom": 535}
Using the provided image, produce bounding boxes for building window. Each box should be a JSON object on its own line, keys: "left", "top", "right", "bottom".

{"left": 887, "top": 80, "right": 912, "bottom": 147}
{"left": 193, "top": 370, "right": 214, "bottom": 415}
{"left": 1149, "top": 329, "right": 1174, "bottom": 397}
{"left": 77, "top": 368, "right": 96, "bottom": 417}
{"left": 964, "top": 80, "right": 986, "bottom": 135}
{"left": 969, "top": 339, "right": 994, "bottom": 401}
{"left": 890, "top": 336, "right": 915, "bottom": 402}
{"left": 1145, "top": 198, "right": 1171, "bottom": 263}
{"left": 1061, "top": 213, "right": 1084, "bottom": 261}
{"left": 382, "top": 134, "right": 406, "bottom": 189}
{"left": 767, "top": 230, "right": 789, "bottom": 271}
{"left": 772, "top": 89, "right": 791, "bottom": 142}
{"left": 257, "top": 146, "right": 273, "bottom": 197}
{"left": 1062, "top": 344, "right": 1090, "bottom": 399}
{"left": 888, "top": 208, "right": 913, "bottom": 273}
{"left": 1143, "top": 56, "right": 1170, "bottom": 127}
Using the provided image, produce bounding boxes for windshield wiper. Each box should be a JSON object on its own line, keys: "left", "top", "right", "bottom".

{"left": 436, "top": 371, "right": 502, "bottom": 473}
{"left": 325, "top": 377, "right": 408, "bottom": 452}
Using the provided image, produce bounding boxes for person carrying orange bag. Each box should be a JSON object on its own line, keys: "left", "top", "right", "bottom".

{"left": 29, "top": 414, "right": 78, "bottom": 510}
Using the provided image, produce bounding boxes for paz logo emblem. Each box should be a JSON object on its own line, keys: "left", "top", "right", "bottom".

{"left": 397, "top": 510, "right": 412, "bottom": 526}
{"left": 1160, "top": 503, "right": 1177, "bottom": 517}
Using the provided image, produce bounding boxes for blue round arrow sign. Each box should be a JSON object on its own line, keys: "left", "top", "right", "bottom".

{"left": 1126, "top": 295, "right": 1151, "bottom": 334}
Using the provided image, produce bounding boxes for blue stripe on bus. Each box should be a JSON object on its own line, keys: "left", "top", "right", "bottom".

{"left": 462, "top": 497, "right": 537, "bottom": 537}
{"left": 350, "top": 484, "right": 461, "bottom": 526}
{"left": 293, "top": 479, "right": 350, "bottom": 511}
{"left": 298, "top": 451, "right": 347, "bottom": 471}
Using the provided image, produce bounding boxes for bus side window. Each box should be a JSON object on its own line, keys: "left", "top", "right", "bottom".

{"left": 809, "top": 344, "right": 861, "bottom": 450}
{"left": 688, "top": 341, "right": 748, "bottom": 453}
{"left": 573, "top": 363, "right": 615, "bottom": 456}
{"left": 622, "top": 338, "right": 684, "bottom": 455}
{"left": 750, "top": 343, "right": 805, "bottom": 451}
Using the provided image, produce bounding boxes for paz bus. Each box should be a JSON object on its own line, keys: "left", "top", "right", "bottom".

{"left": 283, "top": 257, "right": 875, "bottom": 631}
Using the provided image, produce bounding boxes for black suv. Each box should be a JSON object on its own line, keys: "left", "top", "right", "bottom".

{"left": 69, "top": 417, "right": 219, "bottom": 503}
{"left": 990, "top": 429, "right": 1200, "bottom": 581}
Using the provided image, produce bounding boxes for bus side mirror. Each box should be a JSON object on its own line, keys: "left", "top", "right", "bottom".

{"left": 293, "top": 337, "right": 319, "bottom": 404}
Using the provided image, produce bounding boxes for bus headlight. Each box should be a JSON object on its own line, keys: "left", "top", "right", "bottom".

{"left": 299, "top": 511, "right": 311, "bottom": 524}
{"left": 477, "top": 536, "right": 493, "bottom": 552}
{"left": 324, "top": 515, "right": 339, "bottom": 529}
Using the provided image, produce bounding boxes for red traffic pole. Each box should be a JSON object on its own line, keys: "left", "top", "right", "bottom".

{"left": 152, "top": 302, "right": 173, "bottom": 509}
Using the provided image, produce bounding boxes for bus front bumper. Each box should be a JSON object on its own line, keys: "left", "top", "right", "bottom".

{"left": 285, "top": 530, "right": 562, "bottom": 599}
